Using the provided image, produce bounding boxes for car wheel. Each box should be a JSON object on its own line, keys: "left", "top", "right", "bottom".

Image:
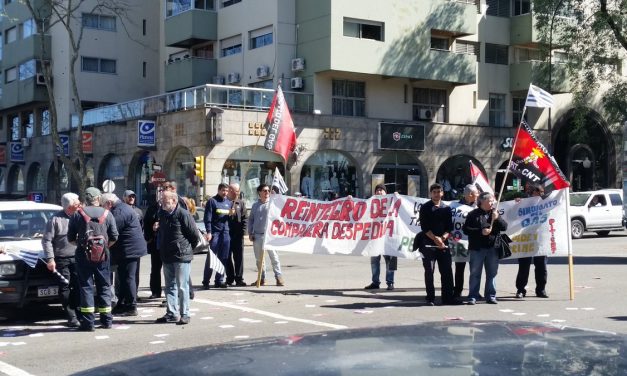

{"left": 571, "top": 219, "right": 584, "bottom": 239}
{"left": 595, "top": 231, "right": 610, "bottom": 237}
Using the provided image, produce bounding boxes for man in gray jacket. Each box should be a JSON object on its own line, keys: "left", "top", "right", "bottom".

{"left": 43, "top": 192, "right": 81, "bottom": 327}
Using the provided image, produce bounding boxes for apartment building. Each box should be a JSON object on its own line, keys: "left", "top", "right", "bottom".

{"left": 0, "top": 0, "right": 622, "bottom": 207}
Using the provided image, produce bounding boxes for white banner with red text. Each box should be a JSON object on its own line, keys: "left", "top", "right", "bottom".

{"left": 263, "top": 189, "right": 570, "bottom": 260}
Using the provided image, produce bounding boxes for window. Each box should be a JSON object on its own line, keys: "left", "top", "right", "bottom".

{"left": 24, "top": 112, "right": 34, "bottom": 138}
{"left": 513, "top": 0, "right": 531, "bottom": 16}
{"left": 195, "top": 0, "right": 215, "bottom": 10}
{"left": 343, "top": 18, "right": 384, "bottom": 41}
{"left": 609, "top": 194, "right": 623, "bottom": 206}
{"left": 512, "top": 97, "right": 526, "bottom": 126}
{"left": 489, "top": 93, "right": 506, "bottom": 127}
{"left": 10, "top": 115, "right": 20, "bottom": 141}
{"left": 430, "top": 36, "right": 449, "bottom": 51}
{"left": 193, "top": 44, "right": 214, "bottom": 58}
{"left": 5, "top": 67, "right": 17, "bottom": 83}
{"left": 40, "top": 108, "right": 50, "bottom": 136}
{"left": 249, "top": 79, "right": 273, "bottom": 107}
{"left": 5, "top": 26, "right": 17, "bottom": 44}
{"left": 21, "top": 18, "right": 36, "bottom": 38}
{"left": 485, "top": 43, "right": 508, "bottom": 65}
{"left": 515, "top": 47, "right": 543, "bottom": 62}
{"left": 221, "top": 0, "right": 241, "bottom": 8}
{"left": 82, "top": 13, "right": 116, "bottom": 31}
{"left": 553, "top": 51, "right": 568, "bottom": 64}
{"left": 455, "top": 40, "right": 479, "bottom": 61}
{"left": 249, "top": 26, "right": 273, "bottom": 49}
{"left": 81, "top": 57, "right": 117, "bottom": 74}
{"left": 18, "top": 59, "right": 36, "bottom": 80}
{"left": 412, "top": 88, "right": 448, "bottom": 122}
{"left": 220, "top": 35, "right": 242, "bottom": 57}
{"left": 332, "top": 80, "right": 366, "bottom": 117}
{"left": 486, "top": 0, "right": 510, "bottom": 17}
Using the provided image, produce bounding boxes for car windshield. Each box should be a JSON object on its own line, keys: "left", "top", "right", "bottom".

{"left": 0, "top": 209, "right": 57, "bottom": 239}
{"left": 570, "top": 193, "right": 591, "bottom": 207}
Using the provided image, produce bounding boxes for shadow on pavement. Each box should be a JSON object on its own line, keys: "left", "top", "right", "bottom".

{"left": 501, "top": 256, "right": 627, "bottom": 265}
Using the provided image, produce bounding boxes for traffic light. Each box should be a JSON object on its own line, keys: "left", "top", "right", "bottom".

{"left": 194, "top": 156, "right": 204, "bottom": 181}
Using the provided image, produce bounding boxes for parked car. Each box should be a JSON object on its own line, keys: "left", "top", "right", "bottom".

{"left": 0, "top": 201, "right": 63, "bottom": 308}
{"left": 569, "top": 189, "right": 624, "bottom": 239}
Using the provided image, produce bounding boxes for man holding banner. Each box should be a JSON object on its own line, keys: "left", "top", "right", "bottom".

{"left": 364, "top": 184, "right": 397, "bottom": 291}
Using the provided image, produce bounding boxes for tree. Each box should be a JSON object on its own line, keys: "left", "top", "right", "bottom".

{"left": 22, "top": 0, "right": 134, "bottom": 201}
{"left": 533, "top": 0, "right": 627, "bottom": 125}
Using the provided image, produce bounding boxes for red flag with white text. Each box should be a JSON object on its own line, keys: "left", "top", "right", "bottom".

{"left": 509, "top": 121, "right": 569, "bottom": 193}
{"left": 264, "top": 86, "right": 297, "bottom": 164}
{"left": 470, "top": 160, "right": 494, "bottom": 194}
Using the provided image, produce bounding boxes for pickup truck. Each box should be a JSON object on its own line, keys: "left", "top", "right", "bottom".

{"left": 569, "top": 189, "right": 625, "bottom": 239}
{"left": 0, "top": 201, "right": 64, "bottom": 308}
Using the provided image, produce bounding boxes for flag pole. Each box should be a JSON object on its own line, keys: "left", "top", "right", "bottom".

{"left": 494, "top": 107, "right": 527, "bottom": 211}
{"left": 565, "top": 186, "right": 575, "bottom": 300}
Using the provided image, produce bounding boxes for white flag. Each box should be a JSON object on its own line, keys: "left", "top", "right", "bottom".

{"left": 470, "top": 160, "right": 494, "bottom": 194}
{"left": 272, "top": 167, "right": 288, "bottom": 194}
{"left": 525, "top": 84, "right": 554, "bottom": 108}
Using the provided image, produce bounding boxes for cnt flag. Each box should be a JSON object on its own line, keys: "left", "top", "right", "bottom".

{"left": 272, "top": 167, "right": 289, "bottom": 194}
{"left": 18, "top": 250, "right": 40, "bottom": 268}
{"left": 509, "top": 121, "right": 569, "bottom": 194}
{"left": 264, "top": 86, "right": 297, "bottom": 164}
{"left": 469, "top": 160, "right": 494, "bottom": 194}
{"left": 525, "top": 84, "right": 554, "bottom": 108}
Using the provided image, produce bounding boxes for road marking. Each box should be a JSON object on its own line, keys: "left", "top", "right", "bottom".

{"left": 194, "top": 298, "right": 348, "bottom": 330}
{"left": 0, "top": 360, "right": 35, "bottom": 376}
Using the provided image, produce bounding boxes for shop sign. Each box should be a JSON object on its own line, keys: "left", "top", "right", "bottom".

{"left": 29, "top": 192, "right": 44, "bottom": 203}
{"left": 151, "top": 171, "right": 167, "bottom": 186}
{"left": 56, "top": 134, "right": 70, "bottom": 156}
{"left": 0, "top": 145, "right": 6, "bottom": 165}
{"left": 501, "top": 137, "right": 514, "bottom": 150}
{"left": 10, "top": 142, "right": 24, "bottom": 162}
{"left": 378, "top": 122, "right": 425, "bottom": 151}
{"left": 138, "top": 120, "right": 156, "bottom": 147}
{"left": 82, "top": 131, "right": 93, "bottom": 154}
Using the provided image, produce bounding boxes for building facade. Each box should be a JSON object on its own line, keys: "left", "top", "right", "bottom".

{"left": 0, "top": 0, "right": 622, "bottom": 207}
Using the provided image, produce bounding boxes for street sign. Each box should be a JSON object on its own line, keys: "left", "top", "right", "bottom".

{"left": 103, "top": 179, "right": 116, "bottom": 193}
{"left": 151, "top": 171, "right": 167, "bottom": 187}
{"left": 29, "top": 192, "right": 44, "bottom": 203}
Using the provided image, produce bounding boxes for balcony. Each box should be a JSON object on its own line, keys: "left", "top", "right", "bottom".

{"left": 428, "top": 0, "right": 478, "bottom": 36}
{"left": 0, "top": 77, "right": 48, "bottom": 110}
{"left": 510, "top": 60, "right": 571, "bottom": 93}
{"left": 409, "top": 49, "right": 476, "bottom": 84}
{"left": 165, "top": 56, "right": 218, "bottom": 92}
{"left": 165, "top": 9, "right": 217, "bottom": 48}
{"left": 511, "top": 12, "right": 574, "bottom": 47}
{"left": 2, "top": 34, "right": 52, "bottom": 67}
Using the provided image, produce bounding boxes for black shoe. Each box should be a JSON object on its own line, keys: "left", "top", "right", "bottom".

{"left": 120, "top": 308, "right": 138, "bottom": 317}
{"left": 148, "top": 294, "right": 161, "bottom": 299}
{"left": 452, "top": 291, "right": 462, "bottom": 298}
{"left": 536, "top": 291, "right": 549, "bottom": 298}
{"left": 235, "top": 280, "right": 247, "bottom": 287}
{"left": 202, "top": 284, "right": 210, "bottom": 290}
{"left": 214, "top": 283, "right": 228, "bottom": 288}
{"left": 79, "top": 325, "right": 95, "bottom": 332}
{"left": 155, "top": 315, "right": 180, "bottom": 323}
{"left": 99, "top": 322, "right": 113, "bottom": 329}
{"left": 425, "top": 300, "right": 435, "bottom": 306}
{"left": 486, "top": 298, "right": 498, "bottom": 304}
{"left": 226, "top": 280, "right": 235, "bottom": 286}
{"left": 112, "top": 305, "right": 128, "bottom": 315}
{"left": 176, "top": 316, "right": 190, "bottom": 325}
{"left": 364, "top": 283, "right": 380, "bottom": 290}
{"left": 190, "top": 290, "right": 195, "bottom": 300}
{"left": 386, "top": 284, "right": 394, "bottom": 291}
{"left": 67, "top": 318, "right": 80, "bottom": 328}
{"left": 516, "top": 289, "right": 527, "bottom": 299}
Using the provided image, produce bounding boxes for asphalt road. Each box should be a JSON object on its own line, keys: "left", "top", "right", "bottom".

{"left": 0, "top": 230, "right": 625, "bottom": 375}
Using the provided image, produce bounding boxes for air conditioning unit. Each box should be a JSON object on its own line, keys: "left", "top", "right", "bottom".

{"left": 419, "top": 109, "right": 434, "bottom": 120}
{"left": 290, "top": 77, "right": 303, "bottom": 89}
{"left": 227, "top": 72, "right": 240, "bottom": 84}
{"left": 256, "top": 65, "right": 270, "bottom": 78}
{"left": 21, "top": 137, "right": 30, "bottom": 147}
{"left": 212, "top": 75, "right": 225, "bottom": 85}
{"left": 291, "top": 58, "right": 305, "bottom": 71}
{"left": 36, "top": 73, "right": 46, "bottom": 85}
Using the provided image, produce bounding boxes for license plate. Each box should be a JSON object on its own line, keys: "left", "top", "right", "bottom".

{"left": 37, "top": 286, "right": 59, "bottom": 297}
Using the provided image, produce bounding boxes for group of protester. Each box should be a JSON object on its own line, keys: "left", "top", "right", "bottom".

{"left": 42, "top": 180, "right": 283, "bottom": 331}
{"left": 365, "top": 182, "right": 548, "bottom": 305}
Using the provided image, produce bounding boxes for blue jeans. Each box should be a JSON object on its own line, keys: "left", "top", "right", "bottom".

{"left": 370, "top": 256, "right": 395, "bottom": 285}
{"left": 163, "top": 261, "right": 191, "bottom": 319}
{"left": 468, "top": 247, "right": 499, "bottom": 301}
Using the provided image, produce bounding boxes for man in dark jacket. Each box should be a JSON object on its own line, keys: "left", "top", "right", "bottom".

{"left": 202, "top": 183, "right": 231, "bottom": 288}
{"left": 102, "top": 193, "right": 147, "bottom": 316}
{"left": 68, "top": 187, "right": 118, "bottom": 332}
{"left": 226, "top": 183, "right": 247, "bottom": 286}
{"left": 462, "top": 191, "right": 508, "bottom": 305}
{"left": 143, "top": 194, "right": 162, "bottom": 299}
{"left": 154, "top": 190, "right": 199, "bottom": 325}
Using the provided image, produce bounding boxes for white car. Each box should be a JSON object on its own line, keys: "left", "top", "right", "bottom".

{"left": 569, "top": 189, "right": 624, "bottom": 239}
{"left": 0, "top": 201, "right": 63, "bottom": 308}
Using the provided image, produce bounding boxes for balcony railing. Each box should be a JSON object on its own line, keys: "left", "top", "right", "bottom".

{"left": 73, "top": 84, "right": 314, "bottom": 128}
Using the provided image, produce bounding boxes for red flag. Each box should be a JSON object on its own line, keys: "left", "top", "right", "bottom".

{"left": 509, "top": 121, "right": 569, "bottom": 193}
{"left": 264, "top": 86, "right": 297, "bottom": 164}
{"left": 469, "top": 160, "right": 494, "bottom": 194}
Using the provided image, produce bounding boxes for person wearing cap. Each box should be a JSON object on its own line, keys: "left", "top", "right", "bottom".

{"left": 364, "top": 184, "right": 397, "bottom": 291}
{"left": 67, "top": 187, "right": 119, "bottom": 331}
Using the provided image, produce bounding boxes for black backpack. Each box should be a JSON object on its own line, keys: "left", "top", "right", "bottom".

{"left": 78, "top": 208, "right": 109, "bottom": 263}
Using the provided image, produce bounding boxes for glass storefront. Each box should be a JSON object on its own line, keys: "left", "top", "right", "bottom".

{"left": 300, "top": 150, "right": 357, "bottom": 200}
{"left": 222, "top": 146, "right": 284, "bottom": 209}
{"left": 133, "top": 151, "right": 157, "bottom": 207}
{"left": 372, "top": 152, "right": 424, "bottom": 196}
{"left": 436, "top": 155, "right": 486, "bottom": 201}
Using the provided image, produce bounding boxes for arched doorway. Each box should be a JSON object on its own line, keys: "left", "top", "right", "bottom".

{"left": 222, "top": 146, "right": 284, "bottom": 208}
{"left": 372, "top": 152, "right": 426, "bottom": 196}
{"left": 8, "top": 165, "right": 25, "bottom": 193}
{"left": 553, "top": 109, "right": 616, "bottom": 190}
{"left": 300, "top": 150, "right": 358, "bottom": 200}
{"left": 26, "top": 162, "right": 46, "bottom": 194}
{"left": 98, "top": 154, "right": 126, "bottom": 197}
{"left": 129, "top": 150, "right": 157, "bottom": 207}
{"left": 436, "top": 155, "right": 487, "bottom": 201}
{"left": 0, "top": 167, "right": 6, "bottom": 193}
{"left": 165, "top": 147, "right": 195, "bottom": 199}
